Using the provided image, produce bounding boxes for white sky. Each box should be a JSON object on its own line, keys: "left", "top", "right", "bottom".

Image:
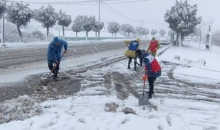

{"left": 10, "top": 0, "right": 220, "bottom": 33}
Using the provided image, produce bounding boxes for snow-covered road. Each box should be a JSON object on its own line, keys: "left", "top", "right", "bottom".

{"left": 0, "top": 41, "right": 219, "bottom": 130}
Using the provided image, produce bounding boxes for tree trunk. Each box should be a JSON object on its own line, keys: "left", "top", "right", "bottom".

{"left": 178, "top": 32, "right": 182, "bottom": 47}
{"left": 17, "top": 25, "right": 23, "bottom": 42}
{"left": 86, "top": 31, "right": 88, "bottom": 41}
{"left": 181, "top": 33, "right": 184, "bottom": 46}
{"left": 2, "top": 17, "right": 4, "bottom": 43}
{"left": 98, "top": 31, "right": 100, "bottom": 41}
{"left": 76, "top": 32, "right": 78, "bottom": 41}
{"left": 46, "top": 27, "right": 49, "bottom": 42}
{"left": 115, "top": 33, "right": 117, "bottom": 37}
{"left": 95, "top": 32, "right": 97, "bottom": 40}
{"left": 62, "top": 26, "right": 65, "bottom": 37}
{"left": 112, "top": 33, "right": 113, "bottom": 39}
{"left": 98, "top": 30, "right": 100, "bottom": 41}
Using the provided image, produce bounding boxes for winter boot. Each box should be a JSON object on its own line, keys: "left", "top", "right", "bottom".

{"left": 127, "top": 64, "right": 130, "bottom": 69}
{"left": 53, "top": 70, "right": 58, "bottom": 81}
{"left": 148, "top": 92, "right": 152, "bottom": 99}
{"left": 53, "top": 75, "right": 58, "bottom": 81}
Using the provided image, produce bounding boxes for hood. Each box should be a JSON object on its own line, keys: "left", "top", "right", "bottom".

{"left": 139, "top": 49, "right": 149, "bottom": 59}
{"left": 136, "top": 38, "right": 140, "bottom": 43}
{"left": 53, "top": 36, "right": 60, "bottom": 43}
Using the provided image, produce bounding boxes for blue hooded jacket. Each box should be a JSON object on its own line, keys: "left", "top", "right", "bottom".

{"left": 47, "top": 37, "right": 68, "bottom": 63}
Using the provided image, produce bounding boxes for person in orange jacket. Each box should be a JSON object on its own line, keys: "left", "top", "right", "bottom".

{"left": 136, "top": 49, "right": 161, "bottom": 99}
{"left": 146, "top": 37, "right": 160, "bottom": 57}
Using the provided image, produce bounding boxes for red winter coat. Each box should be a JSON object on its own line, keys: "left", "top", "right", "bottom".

{"left": 149, "top": 40, "right": 159, "bottom": 52}
{"left": 143, "top": 54, "right": 161, "bottom": 77}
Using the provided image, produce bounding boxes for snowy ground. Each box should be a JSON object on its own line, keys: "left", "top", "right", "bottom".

{"left": 0, "top": 39, "right": 133, "bottom": 49}
{"left": 0, "top": 41, "right": 220, "bottom": 130}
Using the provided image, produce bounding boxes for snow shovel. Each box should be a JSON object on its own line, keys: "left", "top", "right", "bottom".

{"left": 48, "top": 52, "right": 66, "bottom": 81}
{"left": 138, "top": 69, "right": 149, "bottom": 106}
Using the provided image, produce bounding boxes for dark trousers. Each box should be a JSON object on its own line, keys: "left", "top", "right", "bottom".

{"left": 48, "top": 60, "right": 60, "bottom": 77}
{"left": 128, "top": 57, "right": 137, "bottom": 70}
{"left": 148, "top": 77, "right": 156, "bottom": 94}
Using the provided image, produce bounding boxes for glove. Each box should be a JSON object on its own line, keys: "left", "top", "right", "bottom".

{"left": 142, "top": 75, "right": 148, "bottom": 81}
{"left": 154, "top": 48, "right": 158, "bottom": 51}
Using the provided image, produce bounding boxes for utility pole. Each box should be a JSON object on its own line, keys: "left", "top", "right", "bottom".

{"left": 98, "top": 0, "right": 101, "bottom": 41}
{"left": 1, "top": 16, "right": 4, "bottom": 43}
{"left": 141, "top": 20, "right": 143, "bottom": 39}
{"left": 208, "top": 24, "right": 212, "bottom": 52}
{"left": 59, "top": 25, "right": 60, "bottom": 38}
{"left": 199, "top": 27, "right": 201, "bottom": 49}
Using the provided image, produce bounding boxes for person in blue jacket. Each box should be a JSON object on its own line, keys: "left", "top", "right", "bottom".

{"left": 47, "top": 36, "right": 68, "bottom": 81}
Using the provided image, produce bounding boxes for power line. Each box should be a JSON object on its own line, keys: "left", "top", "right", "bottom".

{"left": 10, "top": 0, "right": 97, "bottom": 5}
{"left": 102, "top": 2, "right": 168, "bottom": 26}
{"left": 103, "top": 0, "right": 149, "bottom": 4}
{"left": 9, "top": 0, "right": 149, "bottom": 5}
{"left": 9, "top": 0, "right": 168, "bottom": 26}
{"left": 102, "top": 2, "right": 140, "bottom": 22}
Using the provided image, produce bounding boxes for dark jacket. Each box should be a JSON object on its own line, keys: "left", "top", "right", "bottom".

{"left": 47, "top": 37, "right": 68, "bottom": 63}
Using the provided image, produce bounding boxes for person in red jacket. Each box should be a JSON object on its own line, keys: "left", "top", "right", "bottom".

{"left": 146, "top": 37, "right": 160, "bottom": 57}
{"left": 135, "top": 49, "right": 161, "bottom": 99}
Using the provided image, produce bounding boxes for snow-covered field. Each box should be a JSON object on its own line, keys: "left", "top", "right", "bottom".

{"left": 0, "top": 41, "right": 220, "bottom": 130}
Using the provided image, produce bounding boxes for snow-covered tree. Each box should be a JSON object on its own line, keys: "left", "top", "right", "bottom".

{"left": 108, "top": 21, "right": 120, "bottom": 38}
{"left": 83, "top": 15, "right": 95, "bottom": 41}
{"left": 72, "top": 15, "right": 84, "bottom": 41}
{"left": 193, "top": 28, "right": 200, "bottom": 37}
{"left": 6, "top": 1, "right": 33, "bottom": 42}
{"left": 212, "top": 30, "right": 220, "bottom": 46}
{"left": 0, "top": 0, "right": 7, "bottom": 18}
{"left": 3, "top": 22, "right": 20, "bottom": 42}
{"left": 159, "top": 29, "right": 166, "bottom": 36}
{"left": 57, "top": 10, "right": 71, "bottom": 37}
{"left": 121, "top": 24, "right": 133, "bottom": 37}
{"left": 142, "top": 28, "right": 149, "bottom": 38}
{"left": 34, "top": 5, "right": 58, "bottom": 41}
{"left": 151, "top": 29, "right": 157, "bottom": 36}
{"left": 131, "top": 29, "right": 137, "bottom": 37}
{"left": 164, "top": 0, "right": 202, "bottom": 46}
{"left": 168, "top": 30, "right": 175, "bottom": 36}
{"left": 135, "top": 27, "right": 145, "bottom": 37}
{"left": 92, "top": 21, "right": 104, "bottom": 40}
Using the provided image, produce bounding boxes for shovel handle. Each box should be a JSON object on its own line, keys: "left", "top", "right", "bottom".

{"left": 143, "top": 68, "right": 147, "bottom": 94}
{"left": 49, "top": 52, "right": 66, "bottom": 76}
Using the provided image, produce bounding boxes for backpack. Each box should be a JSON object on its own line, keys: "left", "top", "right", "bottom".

{"left": 128, "top": 40, "right": 139, "bottom": 51}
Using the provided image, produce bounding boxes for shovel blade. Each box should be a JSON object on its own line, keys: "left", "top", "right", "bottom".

{"left": 138, "top": 93, "right": 149, "bottom": 106}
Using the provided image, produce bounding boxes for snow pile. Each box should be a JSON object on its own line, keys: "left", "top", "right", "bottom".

{"left": 122, "top": 107, "right": 136, "bottom": 115}
{"left": 104, "top": 102, "right": 119, "bottom": 112}
{"left": 0, "top": 95, "right": 43, "bottom": 124}
{"left": 0, "top": 44, "right": 8, "bottom": 48}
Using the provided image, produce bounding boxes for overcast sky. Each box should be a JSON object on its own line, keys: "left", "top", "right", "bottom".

{"left": 11, "top": 0, "right": 220, "bottom": 33}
